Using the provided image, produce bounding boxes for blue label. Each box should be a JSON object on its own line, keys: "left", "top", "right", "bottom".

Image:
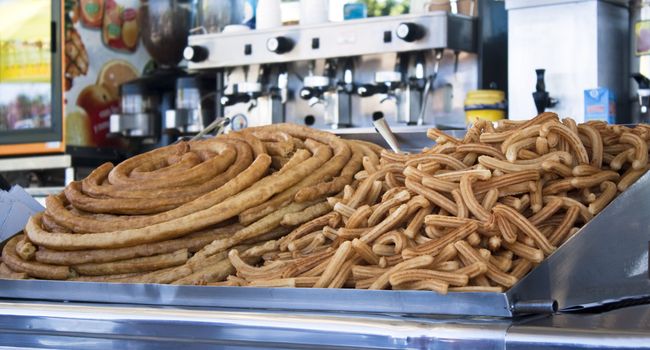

{"left": 243, "top": 0, "right": 257, "bottom": 28}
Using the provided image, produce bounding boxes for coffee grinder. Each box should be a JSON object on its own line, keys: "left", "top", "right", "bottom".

{"left": 109, "top": 0, "right": 216, "bottom": 147}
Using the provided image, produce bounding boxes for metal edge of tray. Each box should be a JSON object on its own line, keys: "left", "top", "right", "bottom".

{"left": 0, "top": 301, "right": 512, "bottom": 350}
{"left": 0, "top": 279, "right": 513, "bottom": 317}
{"left": 506, "top": 170, "right": 650, "bottom": 312}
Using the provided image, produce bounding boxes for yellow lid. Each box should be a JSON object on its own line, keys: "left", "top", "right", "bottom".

{"left": 465, "top": 90, "right": 505, "bottom": 106}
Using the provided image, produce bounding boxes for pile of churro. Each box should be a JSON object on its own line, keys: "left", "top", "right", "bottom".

{"left": 1, "top": 113, "right": 648, "bottom": 294}
{"left": 225, "top": 113, "right": 649, "bottom": 293}
{"left": 0, "top": 124, "right": 379, "bottom": 284}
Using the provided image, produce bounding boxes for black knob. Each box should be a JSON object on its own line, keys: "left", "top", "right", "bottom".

{"left": 266, "top": 36, "right": 294, "bottom": 54}
{"left": 183, "top": 45, "right": 209, "bottom": 63}
{"left": 396, "top": 22, "right": 425, "bottom": 42}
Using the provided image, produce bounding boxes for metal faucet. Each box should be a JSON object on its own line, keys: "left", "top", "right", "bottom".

{"left": 357, "top": 69, "right": 404, "bottom": 123}
{"left": 220, "top": 82, "right": 260, "bottom": 109}
{"left": 532, "top": 69, "right": 558, "bottom": 114}
{"left": 300, "top": 59, "right": 353, "bottom": 128}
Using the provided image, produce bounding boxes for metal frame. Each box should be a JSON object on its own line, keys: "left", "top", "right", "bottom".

{"left": 0, "top": 154, "right": 74, "bottom": 184}
{"left": 507, "top": 170, "right": 650, "bottom": 311}
{"left": 0, "top": 302, "right": 649, "bottom": 349}
{"left": 0, "top": 0, "right": 64, "bottom": 147}
{"left": 0, "top": 279, "right": 515, "bottom": 317}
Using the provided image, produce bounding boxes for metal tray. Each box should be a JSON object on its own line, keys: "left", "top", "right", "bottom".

{"left": 0, "top": 172, "right": 649, "bottom": 317}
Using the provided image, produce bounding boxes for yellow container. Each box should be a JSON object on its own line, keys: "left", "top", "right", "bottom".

{"left": 464, "top": 90, "right": 506, "bottom": 124}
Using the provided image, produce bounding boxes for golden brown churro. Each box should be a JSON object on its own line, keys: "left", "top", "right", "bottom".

{"left": 588, "top": 181, "right": 617, "bottom": 215}
{"left": 620, "top": 132, "right": 649, "bottom": 170}
{"left": 4, "top": 116, "right": 647, "bottom": 293}
{"left": 492, "top": 204, "right": 555, "bottom": 255}
{"left": 0, "top": 263, "right": 29, "bottom": 279}
{"left": 460, "top": 175, "right": 490, "bottom": 221}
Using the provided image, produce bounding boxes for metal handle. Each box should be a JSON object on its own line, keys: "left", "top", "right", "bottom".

{"left": 190, "top": 117, "right": 231, "bottom": 141}
{"left": 512, "top": 300, "right": 558, "bottom": 315}
{"left": 358, "top": 84, "right": 388, "bottom": 97}
{"left": 220, "top": 94, "right": 252, "bottom": 107}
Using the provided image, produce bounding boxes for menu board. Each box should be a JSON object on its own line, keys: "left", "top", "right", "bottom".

{"left": 0, "top": 0, "right": 52, "bottom": 131}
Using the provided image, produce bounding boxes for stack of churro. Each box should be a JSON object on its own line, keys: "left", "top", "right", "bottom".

{"left": 225, "top": 113, "right": 650, "bottom": 293}
{"left": 2, "top": 114, "right": 649, "bottom": 293}
{"left": 1, "top": 124, "right": 378, "bottom": 284}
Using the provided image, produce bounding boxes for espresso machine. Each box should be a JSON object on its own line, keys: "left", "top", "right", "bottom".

{"left": 182, "top": 5, "right": 506, "bottom": 148}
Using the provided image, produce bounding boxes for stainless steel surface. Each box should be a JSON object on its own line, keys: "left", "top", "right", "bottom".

{"left": 336, "top": 126, "right": 466, "bottom": 152}
{"left": 187, "top": 12, "right": 477, "bottom": 69}
{"left": 221, "top": 50, "right": 477, "bottom": 130}
{"left": 507, "top": 170, "right": 650, "bottom": 312}
{"left": 0, "top": 279, "right": 514, "bottom": 317}
{"left": 511, "top": 300, "right": 558, "bottom": 315}
{"left": 516, "top": 304, "right": 650, "bottom": 332}
{"left": 0, "top": 301, "right": 510, "bottom": 350}
{"left": 323, "top": 88, "right": 353, "bottom": 128}
{"left": 304, "top": 75, "right": 330, "bottom": 87}
{"left": 507, "top": 327, "right": 650, "bottom": 350}
{"left": 165, "top": 109, "right": 202, "bottom": 133}
{"left": 376, "top": 71, "right": 403, "bottom": 83}
{"left": 506, "top": 0, "right": 629, "bottom": 122}
{"left": 0, "top": 155, "right": 71, "bottom": 172}
{"left": 507, "top": 305, "right": 650, "bottom": 350}
{"left": 23, "top": 187, "right": 65, "bottom": 196}
{"left": 203, "top": 12, "right": 478, "bottom": 132}
{"left": 0, "top": 301, "right": 649, "bottom": 349}
{"left": 109, "top": 112, "right": 157, "bottom": 137}
{"left": 25, "top": 186, "right": 65, "bottom": 207}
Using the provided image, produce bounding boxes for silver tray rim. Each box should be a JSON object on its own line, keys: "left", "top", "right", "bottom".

{"left": 0, "top": 278, "right": 514, "bottom": 317}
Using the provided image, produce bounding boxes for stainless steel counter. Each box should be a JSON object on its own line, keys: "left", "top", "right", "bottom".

{"left": 508, "top": 305, "right": 650, "bottom": 350}
{"left": 0, "top": 301, "right": 648, "bottom": 349}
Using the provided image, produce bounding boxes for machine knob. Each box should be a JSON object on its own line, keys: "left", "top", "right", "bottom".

{"left": 266, "top": 36, "right": 294, "bottom": 54}
{"left": 183, "top": 45, "right": 209, "bottom": 62}
{"left": 396, "top": 22, "right": 425, "bottom": 42}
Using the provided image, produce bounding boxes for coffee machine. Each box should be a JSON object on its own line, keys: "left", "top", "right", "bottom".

{"left": 182, "top": 9, "right": 495, "bottom": 149}
{"left": 109, "top": 0, "right": 218, "bottom": 146}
